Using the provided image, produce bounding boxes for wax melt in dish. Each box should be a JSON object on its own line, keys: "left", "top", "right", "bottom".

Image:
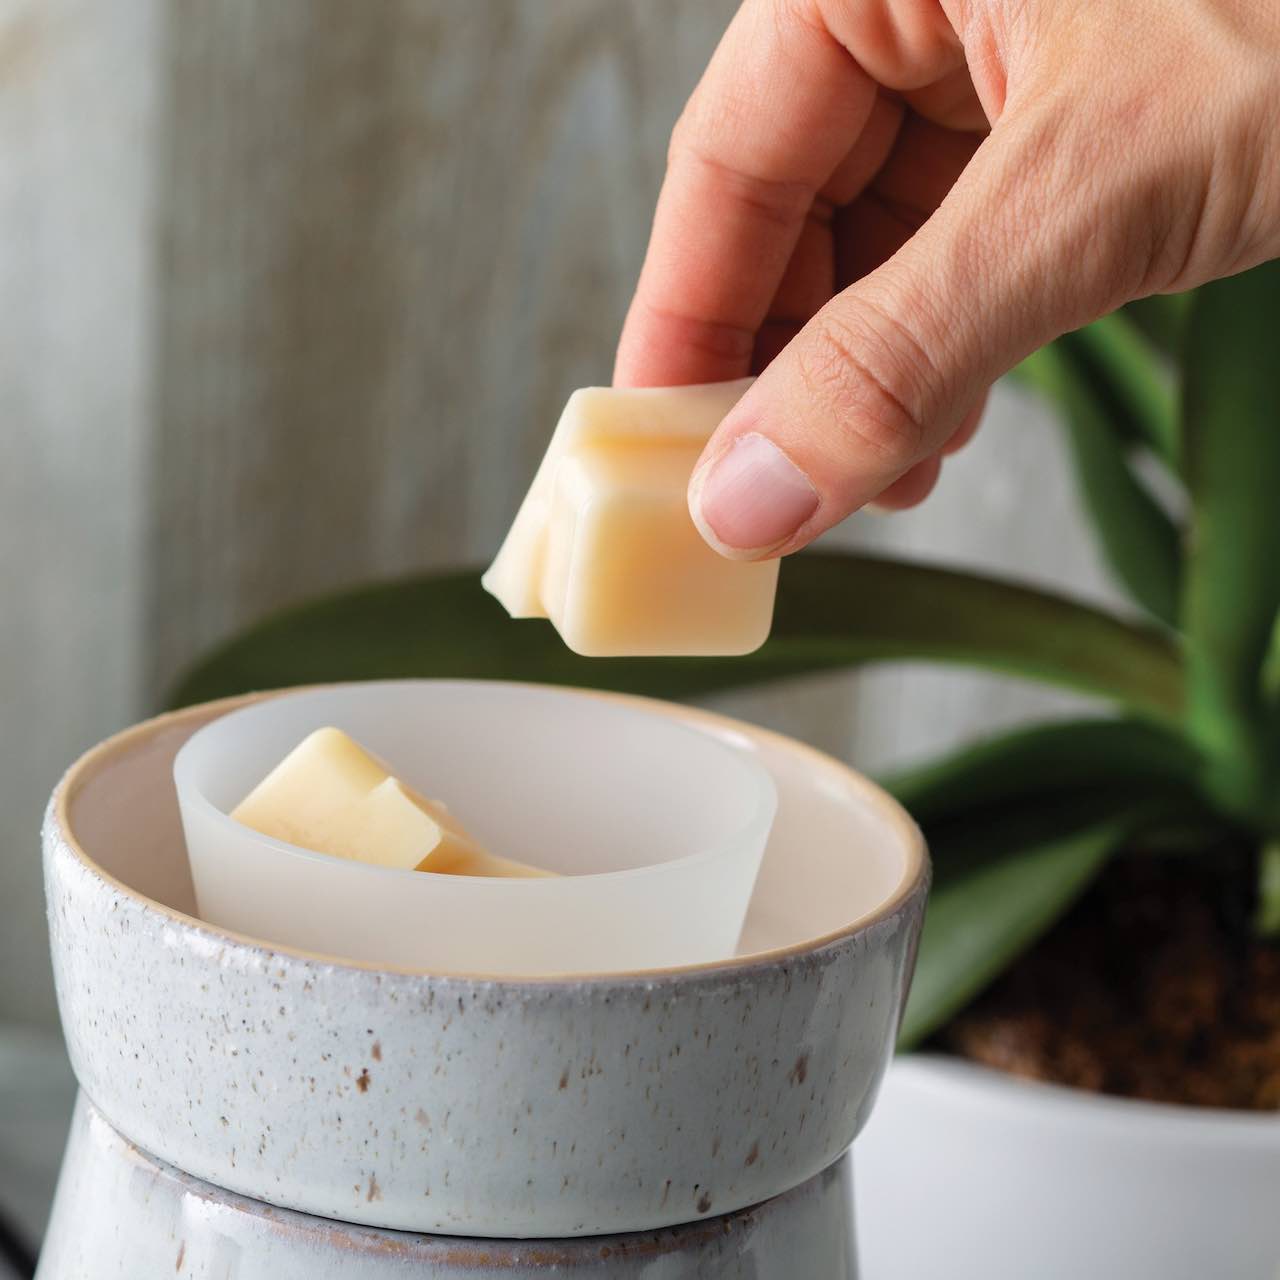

{"left": 233, "top": 726, "right": 554, "bottom": 877}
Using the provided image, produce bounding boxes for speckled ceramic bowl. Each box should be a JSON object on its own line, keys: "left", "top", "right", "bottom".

{"left": 40, "top": 1094, "right": 857, "bottom": 1279}
{"left": 44, "top": 684, "right": 927, "bottom": 1238}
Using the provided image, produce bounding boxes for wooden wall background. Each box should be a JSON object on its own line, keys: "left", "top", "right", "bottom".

{"left": 1, "top": 0, "right": 1120, "bottom": 1029}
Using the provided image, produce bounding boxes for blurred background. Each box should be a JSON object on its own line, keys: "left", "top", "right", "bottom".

{"left": 0, "top": 0, "right": 1122, "bottom": 1251}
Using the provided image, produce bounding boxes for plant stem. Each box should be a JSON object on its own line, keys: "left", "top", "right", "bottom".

{"left": 1180, "top": 262, "right": 1280, "bottom": 824}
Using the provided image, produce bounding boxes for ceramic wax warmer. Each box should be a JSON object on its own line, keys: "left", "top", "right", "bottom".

{"left": 39, "top": 685, "right": 927, "bottom": 1278}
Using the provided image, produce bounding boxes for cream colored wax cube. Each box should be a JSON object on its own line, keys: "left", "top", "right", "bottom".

{"left": 232, "top": 727, "right": 553, "bottom": 877}
{"left": 482, "top": 379, "right": 779, "bottom": 657}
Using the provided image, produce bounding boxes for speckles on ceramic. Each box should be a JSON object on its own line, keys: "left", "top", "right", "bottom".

{"left": 39, "top": 1095, "right": 857, "bottom": 1278}
{"left": 43, "top": 688, "right": 927, "bottom": 1238}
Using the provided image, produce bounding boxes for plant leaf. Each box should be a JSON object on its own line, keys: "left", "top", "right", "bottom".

{"left": 1181, "top": 260, "right": 1280, "bottom": 823}
{"left": 1012, "top": 311, "right": 1179, "bottom": 465}
{"left": 1018, "top": 340, "right": 1182, "bottom": 625}
{"left": 1255, "top": 839, "right": 1280, "bottom": 937}
{"left": 1123, "top": 291, "right": 1194, "bottom": 362}
{"left": 169, "top": 553, "right": 1184, "bottom": 721}
{"left": 885, "top": 718, "right": 1199, "bottom": 829}
{"left": 1069, "top": 312, "right": 1180, "bottom": 467}
{"left": 898, "top": 805, "right": 1134, "bottom": 1049}
{"left": 894, "top": 723, "right": 1218, "bottom": 1046}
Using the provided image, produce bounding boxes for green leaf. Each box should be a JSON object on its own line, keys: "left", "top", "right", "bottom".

{"left": 1013, "top": 312, "right": 1179, "bottom": 466}
{"left": 898, "top": 805, "right": 1134, "bottom": 1049}
{"left": 1255, "top": 839, "right": 1280, "bottom": 937}
{"left": 1123, "top": 291, "right": 1194, "bottom": 362}
{"left": 1069, "top": 312, "right": 1180, "bottom": 468}
{"left": 1263, "top": 612, "right": 1280, "bottom": 707}
{"left": 885, "top": 718, "right": 1199, "bottom": 829}
{"left": 1181, "top": 260, "right": 1280, "bottom": 823}
{"left": 894, "top": 724, "right": 1218, "bottom": 1045}
{"left": 169, "top": 553, "right": 1184, "bottom": 722}
{"left": 1018, "top": 340, "right": 1182, "bottom": 625}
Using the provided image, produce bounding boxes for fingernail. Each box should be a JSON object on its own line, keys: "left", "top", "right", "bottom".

{"left": 691, "top": 433, "right": 819, "bottom": 557}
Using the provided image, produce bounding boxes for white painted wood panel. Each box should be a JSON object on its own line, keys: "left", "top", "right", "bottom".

{"left": 1, "top": 0, "right": 161, "bottom": 1026}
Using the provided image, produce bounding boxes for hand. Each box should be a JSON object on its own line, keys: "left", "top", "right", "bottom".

{"left": 614, "top": 0, "right": 1280, "bottom": 558}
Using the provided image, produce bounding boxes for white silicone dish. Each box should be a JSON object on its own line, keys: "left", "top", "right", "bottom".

{"left": 173, "top": 680, "right": 777, "bottom": 974}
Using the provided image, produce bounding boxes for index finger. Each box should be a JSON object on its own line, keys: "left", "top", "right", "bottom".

{"left": 613, "top": 0, "right": 875, "bottom": 388}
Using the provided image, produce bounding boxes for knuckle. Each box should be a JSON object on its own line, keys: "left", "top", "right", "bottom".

{"left": 797, "top": 308, "right": 933, "bottom": 467}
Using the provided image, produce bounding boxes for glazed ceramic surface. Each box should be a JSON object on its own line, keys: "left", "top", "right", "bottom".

{"left": 856, "top": 1055, "right": 1280, "bottom": 1280}
{"left": 39, "top": 1096, "right": 856, "bottom": 1279}
{"left": 44, "top": 684, "right": 926, "bottom": 1238}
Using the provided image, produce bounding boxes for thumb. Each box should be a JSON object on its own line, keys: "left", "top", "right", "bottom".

{"left": 688, "top": 110, "right": 1126, "bottom": 558}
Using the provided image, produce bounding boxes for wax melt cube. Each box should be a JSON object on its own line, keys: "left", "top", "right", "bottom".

{"left": 232, "top": 727, "right": 554, "bottom": 877}
{"left": 482, "top": 379, "right": 778, "bottom": 656}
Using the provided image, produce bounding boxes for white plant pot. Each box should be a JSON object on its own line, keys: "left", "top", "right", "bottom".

{"left": 853, "top": 1054, "right": 1280, "bottom": 1280}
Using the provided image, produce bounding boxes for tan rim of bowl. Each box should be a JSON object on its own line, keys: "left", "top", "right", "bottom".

{"left": 54, "top": 684, "right": 928, "bottom": 985}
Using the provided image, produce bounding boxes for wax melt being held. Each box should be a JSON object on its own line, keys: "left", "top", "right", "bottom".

{"left": 232, "top": 727, "right": 554, "bottom": 877}
{"left": 482, "top": 379, "right": 779, "bottom": 657}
